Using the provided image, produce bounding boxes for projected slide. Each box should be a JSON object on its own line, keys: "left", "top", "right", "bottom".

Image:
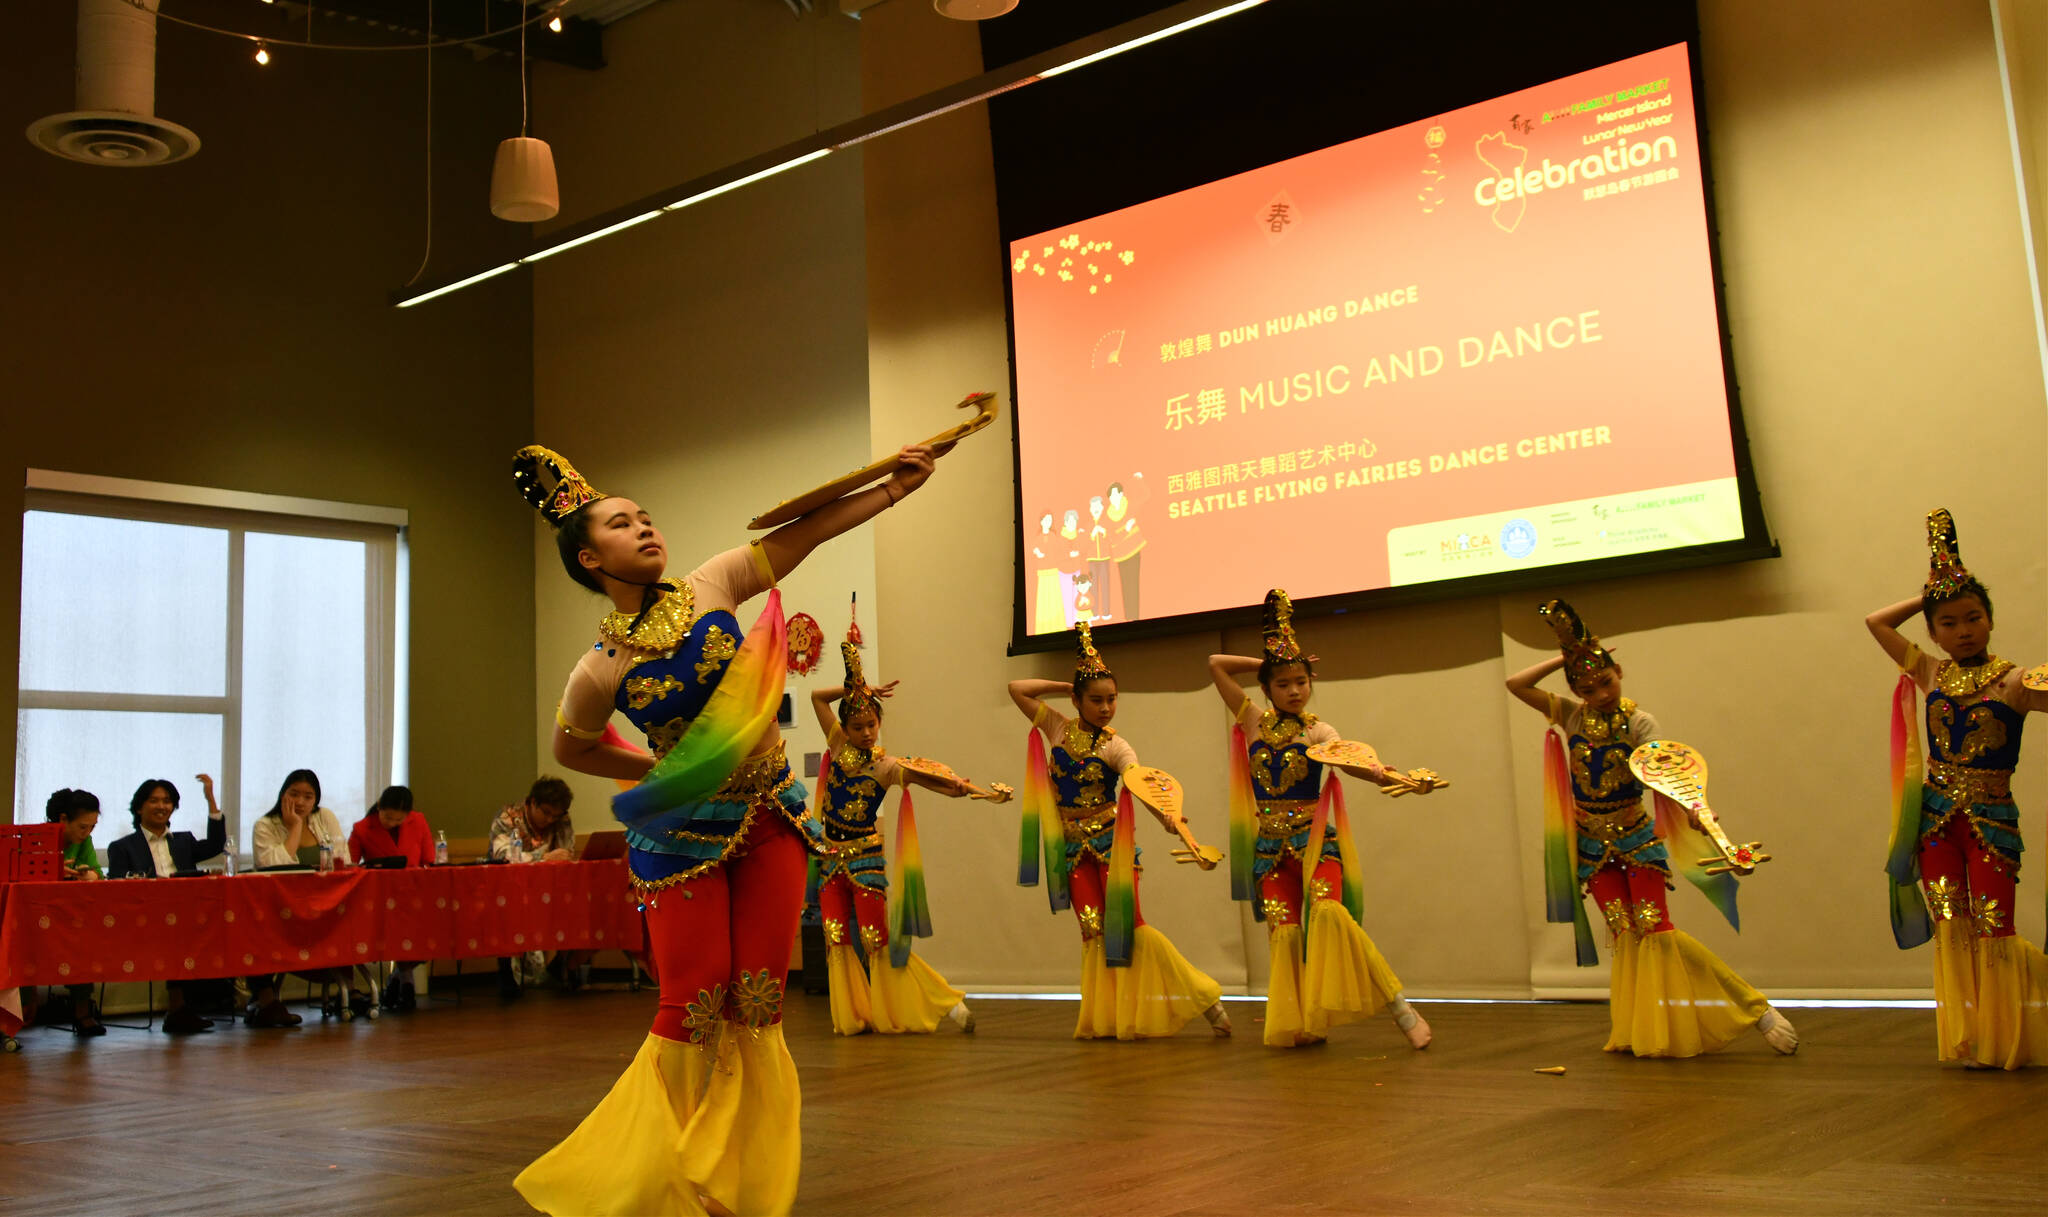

{"left": 1010, "top": 42, "right": 1743, "bottom": 637}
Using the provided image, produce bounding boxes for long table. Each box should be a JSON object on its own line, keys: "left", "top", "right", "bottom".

{"left": 0, "top": 861, "right": 644, "bottom": 989}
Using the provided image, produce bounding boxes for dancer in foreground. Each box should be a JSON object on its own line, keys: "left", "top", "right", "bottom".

{"left": 1009, "top": 623, "right": 1231, "bottom": 1039}
{"left": 1868, "top": 508, "right": 2048, "bottom": 1068}
{"left": 1506, "top": 599, "right": 1797, "bottom": 1058}
{"left": 511, "top": 440, "right": 938, "bottom": 1216}
{"left": 1208, "top": 589, "right": 1436, "bottom": 1049}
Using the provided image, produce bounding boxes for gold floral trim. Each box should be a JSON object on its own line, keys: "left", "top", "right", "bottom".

{"left": 1925, "top": 875, "right": 1961, "bottom": 921}
{"left": 1927, "top": 759, "right": 2013, "bottom": 805}
{"left": 1307, "top": 876, "right": 1332, "bottom": 904}
{"left": 1576, "top": 699, "right": 1637, "bottom": 744}
{"left": 714, "top": 744, "right": 795, "bottom": 804}
{"left": 1256, "top": 799, "right": 1316, "bottom": 839}
{"left": 859, "top": 925, "right": 884, "bottom": 955}
{"left": 695, "top": 624, "right": 738, "bottom": 684}
{"left": 1251, "top": 744, "right": 1310, "bottom": 797}
{"left": 624, "top": 675, "right": 691, "bottom": 711}
{"left": 1632, "top": 899, "right": 1664, "bottom": 932}
{"left": 1970, "top": 893, "right": 2007, "bottom": 937}
{"left": 1076, "top": 904, "right": 1103, "bottom": 940}
{"left": 1576, "top": 804, "right": 1654, "bottom": 843}
{"left": 814, "top": 832, "right": 883, "bottom": 859}
{"left": 1600, "top": 897, "right": 1632, "bottom": 936}
{"left": 683, "top": 984, "right": 726, "bottom": 1051}
{"left": 1260, "top": 896, "right": 1294, "bottom": 924}
{"left": 1935, "top": 657, "right": 2015, "bottom": 701}
{"left": 598, "top": 579, "right": 696, "bottom": 655}
{"left": 823, "top": 918, "right": 848, "bottom": 946}
{"left": 730, "top": 969, "right": 784, "bottom": 1029}
{"left": 1256, "top": 709, "right": 1320, "bottom": 749}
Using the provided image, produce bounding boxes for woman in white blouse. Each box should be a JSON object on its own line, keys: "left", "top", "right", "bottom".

{"left": 246, "top": 769, "right": 368, "bottom": 1026}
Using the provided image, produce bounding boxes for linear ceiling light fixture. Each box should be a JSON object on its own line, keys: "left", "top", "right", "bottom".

{"left": 392, "top": 0, "right": 1271, "bottom": 307}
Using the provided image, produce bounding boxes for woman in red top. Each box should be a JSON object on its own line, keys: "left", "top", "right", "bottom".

{"left": 348, "top": 785, "right": 435, "bottom": 867}
{"left": 348, "top": 785, "right": 433, "bottom": 1011}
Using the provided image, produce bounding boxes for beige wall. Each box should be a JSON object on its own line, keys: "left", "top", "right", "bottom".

{"left": 528, "top": 3, "right": 876, "bottom": 825}
{"left": 528, "top": 0, "right": 2048, "bottom": 997}
{"left": 2, "top": 1, "right": 536, "bottom": 839}
{"left": 858, "top": 0, "right": 2048, "bottom": 998}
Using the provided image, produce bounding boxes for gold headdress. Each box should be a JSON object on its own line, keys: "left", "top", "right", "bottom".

{"left": 1538, "top": 599, "right": 1614, "bottom": 683}
{"left": 513, "top": 445, "right": 607, "bottom": 526}
{"left": 1261, "top": 588, "right": 1303, "bottom": 663}
{"left": 841, "top": 641, "right": 881, "bottom": 719}
{"left": 1924, "top": 509, "right": 1975, "bottom": 604}
{"left": 1074, "top": 621, "right": 1112, "bottom": 683}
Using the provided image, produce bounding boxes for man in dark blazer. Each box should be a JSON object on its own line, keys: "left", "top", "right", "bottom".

{"left": 105, "top": 776, "right": 229, "bottom": 1034}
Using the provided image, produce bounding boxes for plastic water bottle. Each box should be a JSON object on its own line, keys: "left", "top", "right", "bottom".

{"left": 434, "top": 831, "right": 449, "bottom": 866}
{"left": 223, "top": 836, "right": 238, "bottom": 877}
{"left": 317, "top": 841, "right": 334, "bottom": 873}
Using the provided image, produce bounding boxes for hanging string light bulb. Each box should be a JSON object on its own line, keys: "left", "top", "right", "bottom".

{"left": 254, "top": 42, "right": 270, "bottom": 65}
{"left": 548, "top": 8, "right": 563, "bottom": 33}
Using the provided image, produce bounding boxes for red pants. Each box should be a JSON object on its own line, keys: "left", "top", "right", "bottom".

{"left": 1586, "top": 864, "right": 1672, "bottom": 935}
{"left": 1919, "top": 814, "right": 2017, "bottom": 937}
{"left": 818, "top": 871, "right": 888, "bottom": 952}
{"left": 1258, "top": 855, "right": 1343, "bottom": 928}
{"left": 1066, "top": 855, "right": 1145, "bottom": 941}
{"left": 645, "top": 812, "right": 809, "bottom": 1043}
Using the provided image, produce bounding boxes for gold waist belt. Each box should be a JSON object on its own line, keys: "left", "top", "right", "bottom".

{"left": 1575, "top": 802, "right": 1651, "bottom": 843}
{"left": 816, "top": 832, "right": 882, "bottom": 859}
{"left": 1928, "top": 759, "right": 2013, "bottom": 805}
{"left": 1058, "top": 803, "right": 1116, "bottom": 842}
{"left": 714, "top": 742, "right": 795, "bottom": 804}
{"left": 1256, "top": 799, "right": 1317, "bottom": 839}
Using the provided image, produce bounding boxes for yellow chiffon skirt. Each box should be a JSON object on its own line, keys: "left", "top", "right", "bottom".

{"left": 1264, "top": 898, "right": 1403, "bottom": 1047}
{"left": 513, "top": 1026, "right": 800, "bottom": 1216}
{"left": 1075, "top": 925, "right": 1222, "bottom": 1040}
{"left": 826, "top": 944, "right": 965, "bottom": 1036}
{"left": 1930, "top": 920, "right": 2048, "bottom": 1069}
{"left": 1605, "top": 929, "right": 1768, "bottom": 1058}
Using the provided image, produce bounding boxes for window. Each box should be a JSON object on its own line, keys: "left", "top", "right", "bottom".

{"left": 15, "top": 473, "right": 407, "bottom": 857}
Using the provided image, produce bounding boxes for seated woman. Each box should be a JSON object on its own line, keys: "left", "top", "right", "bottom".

{"left": 106, "top": 776, "right": 228, "bottom": 1035}
{"left": 488, "top": 778, "right": 582, "bottom": 998}
{"left": 42, "top": 788, "right": 105, "bottom": 1037}
{"left": 349, "top": 785, "right": 433, "bottom": 1012}
{"left": 247, "top": 769, "right": 370, "bottom": 1026}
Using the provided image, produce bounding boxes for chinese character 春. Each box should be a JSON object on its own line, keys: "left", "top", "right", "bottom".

{"left": 1266, "top": 203, "right": 1292, "bottom": 233}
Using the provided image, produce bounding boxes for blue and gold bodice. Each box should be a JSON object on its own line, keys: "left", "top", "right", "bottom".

{"left": 1049, "top": 720, "right": 1120, "bottom": 810}
{"left": 1248, "top": 710, "right": 1323, "bottom": 805}
{"left": 602, "top": 581, "right": 741, "bottom": 760}
{"left": 824, "top": 745, "right": 887, "bottom": 843}
{"left": 1567, "top": 700, "right": 1645, "bottom": 812}
{"left": 1926, "top": 660, "right": 2024, "bottom": 778}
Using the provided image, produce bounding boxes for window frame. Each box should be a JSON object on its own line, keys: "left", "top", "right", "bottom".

{"left": 17, "top": 470, "right": 409, "bottom": 853}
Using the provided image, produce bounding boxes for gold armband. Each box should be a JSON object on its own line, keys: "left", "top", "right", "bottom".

{"left": 554, "top": 705, "right": 607, "bottom": 740}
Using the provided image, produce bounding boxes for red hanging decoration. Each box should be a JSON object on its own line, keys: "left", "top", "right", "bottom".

{"left": 786, "top": 612, "right": 823, "bottom": 676}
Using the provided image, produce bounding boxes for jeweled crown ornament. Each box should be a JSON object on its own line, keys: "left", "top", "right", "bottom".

{"left": 841, "top": 641, "right": 881, "bottom": 719}
{"left": 1924, "top": 508, "right": 1974, "bottom": 604}
{"left": 1074, "top": 621, "right": 1112, "bottom": 682}
{"left": 1538, "top": 598, "right": 1615, "bottom": 682}
{"left": 513, "top": 445, "right": 606, "bottom": 525}
{"left": 1261, "top": 588, "right": 1303, "bottom": 663}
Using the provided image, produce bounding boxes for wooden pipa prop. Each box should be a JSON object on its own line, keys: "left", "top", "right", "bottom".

{"left": 748, "top": 391, "right": 1000, "bottom": 530}
{"left": 895, "top": 756, "right": 1013, "bottom": 804}
{"left": 1627, "top": 739, "right": 1769, "bottom": 876}
{"left": 1122, "top": 766, "right": 1223, "bottom": 869}
{"left": 1304, "top": 739, "right": 1447, "bottom": 798}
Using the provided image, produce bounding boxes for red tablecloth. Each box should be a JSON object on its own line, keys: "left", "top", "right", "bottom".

{"left": 0, "top": 861, "right": 644, "bottom": 988}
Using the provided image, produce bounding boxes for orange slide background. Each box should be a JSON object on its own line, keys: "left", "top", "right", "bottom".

{"left": 1011, "top": 42, "right": 1734, "bottom": 635}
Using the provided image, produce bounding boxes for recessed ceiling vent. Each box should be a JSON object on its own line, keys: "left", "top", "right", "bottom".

{"left": 27, "top": 0, "right": 200, "bottom": 167}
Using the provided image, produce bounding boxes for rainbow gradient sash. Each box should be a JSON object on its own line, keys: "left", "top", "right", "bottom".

{"left": 886, "top": 786, "right": 932, "bottom": 969}
{"left": 1227, "top": 723, "right": 1259, "bottom": 903}
{"left": 1542, "top": 727, "right": 1600, "bottom": 967}
{"left": 1018, "top": 727, "right": 1071, "bottom": 912}
{"left": 1104, "top": 788, "right": 1138, "bottom": 967}
{"left": 1886, "top": 673, "right": 1933, "bottom": 949}
{"left": 1649, "top": 791, "right": 1740, "bottom": 931}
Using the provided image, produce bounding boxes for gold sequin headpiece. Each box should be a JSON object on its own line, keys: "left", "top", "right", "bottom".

{"left": 1261, "top": 588, "right": 1303, "bottom": 663}
{"left": 1074, "top": 621, "right": 1112, "bottom": 682}
{"left": 841, "top": 641, "right": 881, "bottom": 719}
{"left": 1538, "top": 599, "right": 1614, "bottom": 682}
{"left": 513, "top": 445, "right": 607, "bottom": 526}
{"left": 1924, "top": 509, "right": 1975, "bottom": 604}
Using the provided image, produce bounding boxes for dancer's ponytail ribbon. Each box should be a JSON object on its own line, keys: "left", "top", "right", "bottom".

{"left": 1886, "top": 673, "right": 1933, "bottom": 949}
{"left": 1542, "top": 727, "right": 1600, "bottom": 967}
{"left": 886, "top": 786, "right": 932, "bottom": 969}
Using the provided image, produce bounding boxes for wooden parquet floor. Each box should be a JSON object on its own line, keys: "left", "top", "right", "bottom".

{"left": 2, "top": 991, "right": 2042, "bottom": 1216}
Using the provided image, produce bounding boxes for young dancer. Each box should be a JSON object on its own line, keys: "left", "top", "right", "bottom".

{"left": 1009, "top": 623, "right": 1230, "bottom": 1039}
{"left": 1208, "top": 589, "right": 1433, "bottom": 1049}
{"left": 1868, "top": 508, "right": 2048, "bottom": 1068}
{"left": 1507, "top": 599, "right": 1796, "bottom": 1058}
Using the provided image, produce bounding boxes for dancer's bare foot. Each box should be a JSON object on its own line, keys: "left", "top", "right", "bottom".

{"left": 1391, "top": 998, "right": 1431, "bottom": 1049}
{"left": 1292, "top": 1032, "right": 1327, "bottom": 1047}
{"left": 947, "top": 1000, "right": 975, "bottom": 1033}
{"left": 1758, "top": 1007, "right": 1798, "bottom": 1055}
{"left": 1202, "top": 1001, "right": 1232, "bottom": 1037}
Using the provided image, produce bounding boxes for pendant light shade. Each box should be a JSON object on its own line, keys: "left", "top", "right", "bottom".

{"left": 934, "top": 0, "right": 1018, "bottom": 18}
{"left": 490, "top": 135, "right": 558, "bottom": 222}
